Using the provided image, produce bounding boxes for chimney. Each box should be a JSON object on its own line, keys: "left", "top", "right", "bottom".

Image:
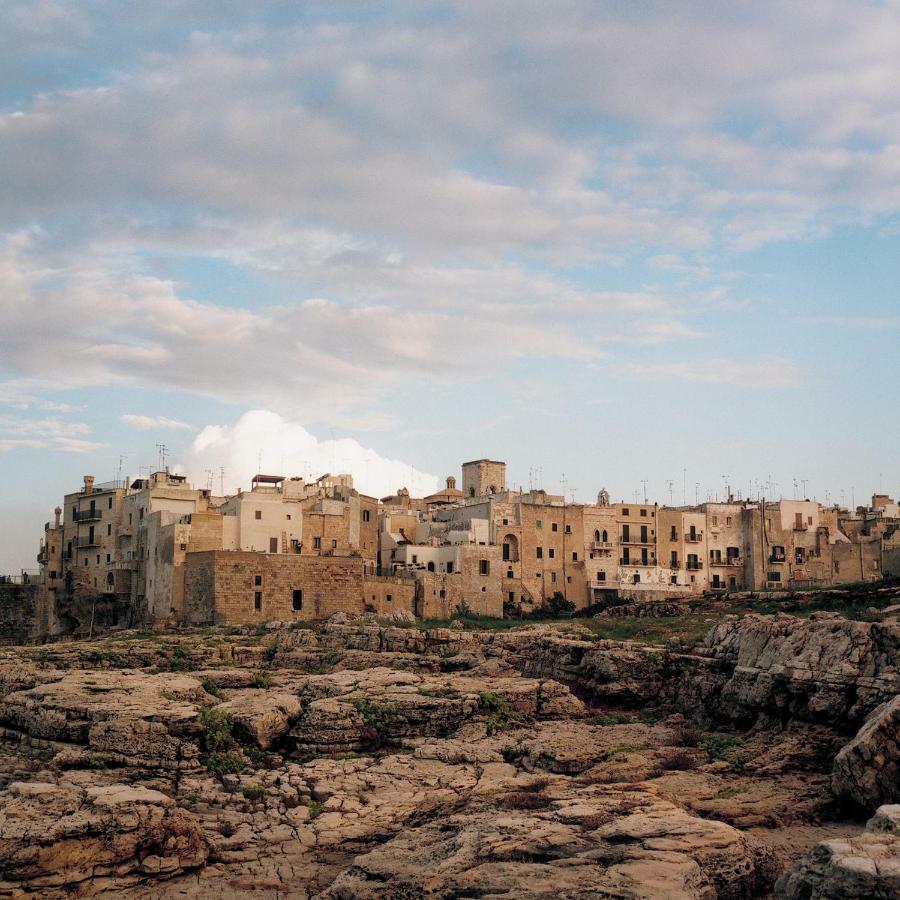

{"left": 54, "top": 506, "right": 62, "bottom": 527}
{"left": 83, "top": 475, "right": 95, "bottom": 494}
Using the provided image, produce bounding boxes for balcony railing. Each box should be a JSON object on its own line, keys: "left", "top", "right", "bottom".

{"left": 686, "top": 561, "right": 703, "bottom": 570}
{"left": 685, "top": 533, "right": 703, "bottom": 542}
{"left": 770, "top": 553, "right": 786, "bottom": 563}
{"left": 621, "top": 538, "right": 653, "bottom": 546}
{"left": 75, "top": 536, "right": 100, "bottom": 549}
{"left": 74, "top": 508, "right": 102, "bottom": 522}
{"left": 669, "top": 560, "right": 681, "bottom": 569}
{"left": 710, "top": 556, "right": 744, "bottom": 567}
{"left": 793, "top": 524, "right": 809, "bottom": 532}
{"left": 589, "top": 541, "right": 613, "bottom": 549}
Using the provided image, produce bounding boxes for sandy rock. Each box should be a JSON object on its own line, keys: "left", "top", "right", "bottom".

{"left": 217, "top": 691, "right": 302, "bottom": 749}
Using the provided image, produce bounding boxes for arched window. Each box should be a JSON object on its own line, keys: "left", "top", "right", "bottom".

{"left": 106, "top": 572, "right": 114, "bottom": 586}
{"left": 602, "top": 529, "right": 608, "bottom": 543}
{"left": 594, "top": 529, "right": 600, "bottom": 542}
{"left": 427, "top": 561, "right": 435, "bottom": 572}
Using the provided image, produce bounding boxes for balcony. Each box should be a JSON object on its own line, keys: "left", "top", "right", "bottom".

{"left": 669, "top": 560, "right": 681, "bottom": 570}
{"left": 621, "top": 538, "right": 653, "bottom": 546}
{"left": 75, "top": 536, "right": 100, "bottom": 549}
{"left": 686, "top": 561, "right": 703, "bottom": 571}
{"left": 621, "top": 557, "right": 653, "bottom": 566}
{"left": 793, "top": 522, "right": 809, "bottom": 532}
{"left": 685, "top": 533, "right": 703, "bottom": 543}
{"left": 770, "top": 553, "right": 786, "bottom": 564}
{"left": 74, "top": 508, "right": 102, "bottom": 522}
{"left": 710, "top": 556, "right": 744, "bottom": 567}
{"left": 589, "top": 541, "right": 613, "bottom": 550}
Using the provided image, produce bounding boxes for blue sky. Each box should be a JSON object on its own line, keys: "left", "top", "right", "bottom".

{"left": 1, "top": 1, "right": 899, "bottom": 570}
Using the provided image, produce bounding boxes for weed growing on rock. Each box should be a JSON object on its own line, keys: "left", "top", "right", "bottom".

{"left": 478, "top": 692, "right": 524, "bottom": 735}
{"left": 308, "top": 800, "right": 324, "bottom": 819}
{"left": 201, "top": 679, "right": 226, "bottom": 700}
{"left": 252, "top": 672, "right": 272, "bottom": 689}
{"left": 588, "top": 712, "right": 633, "bottom": 726}
{"left": 351, "top": 698, "right": 399, "bottom": 747}
{"left": 263, "top": 640, "right": 279, "bottom": 663}
{"left": 714, "top": 786, "right": 747, "bottom": 800}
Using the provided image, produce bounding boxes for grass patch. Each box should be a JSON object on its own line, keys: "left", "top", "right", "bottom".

{"left": 588, "top": 712, "right": 633, "bottom": 726}
{"left": 714, "top": 786, "right": 748, "bottom": 800}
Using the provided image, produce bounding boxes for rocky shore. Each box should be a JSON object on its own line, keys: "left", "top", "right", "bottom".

{"left": 0, "top": 604, "right": 897, "bottom": 897}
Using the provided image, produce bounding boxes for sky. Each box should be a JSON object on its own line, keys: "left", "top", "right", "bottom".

{"left": 2, "top": 1, "right": 899, "bottom": 572}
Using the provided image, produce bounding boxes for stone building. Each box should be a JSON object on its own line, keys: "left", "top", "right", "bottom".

{"left": 31, "top": 457, "right": 896, "bottom": 637}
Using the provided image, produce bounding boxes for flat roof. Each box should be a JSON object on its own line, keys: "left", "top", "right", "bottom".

{"left": 251, "top": 474, "right": 285, "bottom": 485}
{"left": 461, "top": 459, "right": 506, "bottom": 467}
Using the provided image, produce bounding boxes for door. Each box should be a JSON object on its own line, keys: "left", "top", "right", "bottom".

{"left": 269, "top": 537, "right": 278, "bottom": 553}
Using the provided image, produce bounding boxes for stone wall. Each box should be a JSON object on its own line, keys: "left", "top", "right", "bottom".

{"left": 362, "top": 575, "right": 416, "bottom": 616}
{"left": 0, "top": 583, "right": 37, "bottom": 644}
{"left": 184, "top": 550, "right": 393, "bottom": 625}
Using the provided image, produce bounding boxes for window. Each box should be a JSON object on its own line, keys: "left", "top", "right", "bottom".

{"left": 292, "top": 590, "right": 302, "bottom": 611}
{"left": 633, "top": 573, "right": 640, "bottom": 584}
{"left": 548, "top": 548, "right": 555, "bottom": 559}
{"left": 286, "top": 514, "right": 291, "bottom": 520}
{"left": 726, "top": 517, "right": 732, "bottom": 526}
{"left": 362, "top": 509, "right": 371, "bottom": 522}
{"left": 640, "top": 508, "right": 647, "bottom": 517}
{"left": 572, "top": 552, "right": 578, "bottom": 561}
{"left": 622, "top": 548, "right": 630, "bottom": 564}
{"left": 446, "top": 562, "right": 454, "bottom": 574}
{"left": 50, "top": 571, "right": 56, "bottom": 579}
{"left": 671, "top": 525, "right": 677, "bottom": 540}
{"left": 536, "top": 519, "right": 542, "bottom": 529}
{"left": 502, "top": 518, "right": 508, "bottom": 525}
{"left": 767, "top": 571, "right": 781, "bottom": 583}
{"left": 254, "top": 574, "right": 262, "bottom": 586}
{"left": 711, "top": 516, "right": 718, "bottom": 526}
{"left": 108, "top": 497, "right": 113, "bottom": 509}
{"left": 313, "top": 537, "right": 321, "bottom": 550}
{"left": 565, "top": 524, "right": 571, "bottom": 534}
{"left": 479, "top": 559, "right": 490, "bottom": 575}
{"left": 596, "top": 571, "right": 605, "bottom": 582}
{"left": 671, "top": 575, "right": 677, "bottom": 584}
{"left": 602, "top": 530, "right": 608, "bottom": 543}
{"left": 551, "top": 522, "right": 558, "bottom": 532}
{"left": 536, "top": 547, "right": 543, "bottom": 559}
{"left": 180, "top": 543, "right": 187, "bottom": 551}
{"left": 412, "top": 554, "right": 418, "bottom": 564}
{"left": 622, "top": 508, "right": 629, "bottom": 516}
{"left": 428, "top": 561, "right": 435, "bottom": 572}
{"left": 107, "top": 524, "right": 112, "bottom": 536}
{"left": 640, "top": 525, "right": 648, "bottom": 542}
{"left": 254, "top": 591, "right": 262, "bottom": 610}
{"left": 255, "top": 510, "right": 262, "bottom": 520}
{"left": 622, "top": 524, "right": 630, "bottom": 542}
{"left": 508, "top": 591, "right": 515, "bottom": 603}
{"left": 671, "top": 551, "right": 678, "bottom": 566}
{"left": 386, "top": 594, "right": 392, "bottom": 602}
{"left": 550, "top": 572, "right": 557, "bottom": 583}
{"left": 106, "top": 554, "right": 111, "bottom": 563}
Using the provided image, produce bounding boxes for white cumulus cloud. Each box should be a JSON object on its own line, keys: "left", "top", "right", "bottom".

{"left": 188, "top": 410, "right": 441, "bottom": 499}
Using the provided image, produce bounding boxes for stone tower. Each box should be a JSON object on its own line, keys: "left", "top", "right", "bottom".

{"left": 461, "top": 459, "right": 506, "bottom": 498}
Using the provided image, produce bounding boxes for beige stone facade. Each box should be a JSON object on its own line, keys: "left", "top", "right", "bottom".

{"left": 33, "top": 460, "right": 897, "bottom": 634}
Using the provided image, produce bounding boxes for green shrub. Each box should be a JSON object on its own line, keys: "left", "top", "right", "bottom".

{"left": 252, "top": 672, "right": 272, "bottom": 689}
{"left": 87, "top": 754, "right": 117, "bottom": 770}
{"left": 198, "top": 706, "right": 236, "bottom": 752}
{"left": 205, "top": 751, "right": 245, "bottom": 777}
{"left": 589, "top": 712, "right": 632, "bottom": 726}
{"left": 478, "top": 692, "right": 524, "bottom": 735}
{"left": 263, "top": 640, "right": 279, "bottom": 662}
{"left": 700, "top": 733, "right": 741, "bottom": 760}
{"left": 240, "top": 782, "right": 265, "bottom": 801}
{"left": 351, "top": 698, "right": 399, "bottom": 740}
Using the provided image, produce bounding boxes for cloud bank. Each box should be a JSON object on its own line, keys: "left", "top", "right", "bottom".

{"left": 188, "top": 410, "right": 441, "bottom": 499}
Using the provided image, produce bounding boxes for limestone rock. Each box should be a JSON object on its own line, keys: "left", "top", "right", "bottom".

{"left": 775, "top": 804, "right": 900, "bottom": 899}
{"left": 0, "top": 781, "right": 207, "bottom": 893}
{"left": 832, "top": 695, "right": 900, "bottom": 811}
{"left": 217, "top": 691, "right": 302, "bottom": 749}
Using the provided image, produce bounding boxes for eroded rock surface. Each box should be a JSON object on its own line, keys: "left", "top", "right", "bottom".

{"left": 0, "top": 607, "right": 895, "bottom": 897}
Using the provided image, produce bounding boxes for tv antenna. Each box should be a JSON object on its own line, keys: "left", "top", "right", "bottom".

{"left": 156, "top": 444, "right": 168, "bottom": 470}
{"left": 666, "top": 480, "right": 674, "bottom": 505}
{"left": 640, "top": 479, "right": 648, "bottom": 504}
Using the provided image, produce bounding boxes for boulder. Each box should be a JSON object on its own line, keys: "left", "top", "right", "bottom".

{"left": 0, "top": 781, "right": 207, "bottom": 893}
{"left": 775, "top": 804, "right": 900, "bottom": 899}
{"left": 832, "top": 695, "right": 900, "bottom": 811}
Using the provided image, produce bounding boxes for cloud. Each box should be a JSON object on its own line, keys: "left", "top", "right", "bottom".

{"left": 121, "top": 414, "right": 191, "bottom": 430}
{"left": 627, "top": 359, "right": 803, "bottom": 388}
{"left": 0, "top": 414, "right": 102, "bottom": 453}
{"left": 188, "top": 410, "right": 441, "bottom": 499}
